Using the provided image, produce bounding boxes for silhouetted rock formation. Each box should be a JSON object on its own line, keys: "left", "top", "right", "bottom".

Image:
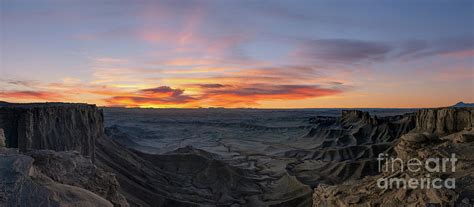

{"left": 452, "top": 101, "right": 474, "bottom": 108}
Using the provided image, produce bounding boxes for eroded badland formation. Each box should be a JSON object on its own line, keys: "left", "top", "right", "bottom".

{"left": 0, "top": 102, "right": 473, "bottom": 206}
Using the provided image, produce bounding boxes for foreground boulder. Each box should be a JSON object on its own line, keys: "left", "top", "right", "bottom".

{"left": 0, "top": 148, "right": 114, "bottom": 207}
{"left": 27, "top": 150, "right": 128, "bottom": 206}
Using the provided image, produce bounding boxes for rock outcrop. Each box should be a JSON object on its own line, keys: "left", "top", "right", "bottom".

{"left": 414, "top": 107, "right": 473, "bottom": 134}
{"left": 285, "top": 110, "right": 415, "bottom": 187}
{"left": 313, "top": 107, "right": 474, "bottom": 206}
{"left": 0, "top": 148, "right": 114, "bottom": 207}
{"left": 0, "top": 103, "right": 126, "bottom": 206}
{"left": 0, "top": 128, "right": 5, "bottom": 148}
{"left": 0, "top": 103, "right": 104, "bottom": 161}
{"left": 27, "top": 150, "right": 128, "bottom": 206}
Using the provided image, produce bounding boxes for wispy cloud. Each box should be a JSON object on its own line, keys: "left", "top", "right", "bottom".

{"left": 0, "top": 90, "right": 64, "bottom": 101}
{"left": 292, "top": 37, "right": 474, "bottom": 65}
{"left": 199, "top": 84, "right": 342, "bottom": 106}
{"left": 394, "top": 38, "right": 474, "bottom": 60}
{"left": 293, "top": 39, "right": 391, "bottom": 64}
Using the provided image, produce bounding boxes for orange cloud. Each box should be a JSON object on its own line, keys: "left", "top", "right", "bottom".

{"left": 105, "top": 86, "right": 197, "bottom": 107}
{"left": 199, "top": 84, "right": 341, "bottom": 107}
{"left": 0, "top": 90, "right": 64, "bottom": 101}
{"left": 104, "top": 84, "right": 342, "bottom": 108}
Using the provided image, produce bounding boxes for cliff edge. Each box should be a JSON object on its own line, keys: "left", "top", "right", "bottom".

{"left": 0, "top": 102, "right": 104, "bottom": 161}
{"left": 0, "top": 102, "right": 128, "bottom": 206}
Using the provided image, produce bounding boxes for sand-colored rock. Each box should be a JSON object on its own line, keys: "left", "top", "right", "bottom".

{"left": 414, "top": 108, "right": 473, "bottom": 134}
{"left": 0, "top": 128, "right": 5, "bottom": 147}
{"left": 313, "top": 107, "right": 474, "bottom": 206}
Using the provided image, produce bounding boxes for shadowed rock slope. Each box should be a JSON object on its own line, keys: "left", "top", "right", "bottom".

{"left": 0, "top": 147, "right": 115, "bottom": 207}
{"left": 285, "top": 110, "right": 415, "bottom": 186}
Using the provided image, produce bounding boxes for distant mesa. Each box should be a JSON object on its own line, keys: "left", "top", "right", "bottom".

{"left": 451, "top": 101, "right": 474, "bottom": 108}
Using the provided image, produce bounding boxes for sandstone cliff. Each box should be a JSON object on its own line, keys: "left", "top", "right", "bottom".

{"left": 0, "top": 103, "right": 104, "bottom": 161}
{"left": 0, "top": 103, "right": 126, "bottom": 206}
{"left": 313, "top": 107, "right": 474, "bottom": 206}
{"left": 414, "top": 107, "right": 473, "bottom": 134}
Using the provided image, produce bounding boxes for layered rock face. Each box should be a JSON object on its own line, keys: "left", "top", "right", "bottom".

{"left": 0, "top": 103, "right": 126, "bottom": 207}
{"left": 414, "top": 107, "right": 473, "bottom": 134}
{"left": 0, "top": 103, "right": 104, "bottom": 160}
{"left": 313, "top": 107, "right": 474, "bottom": 206}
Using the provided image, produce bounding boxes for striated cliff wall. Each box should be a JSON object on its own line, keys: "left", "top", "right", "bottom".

{"left": 414, "top": 107, "right": 473, "bottom": 134}
{"left": 313, "top": 107, "right": 474, "bottom": 206}
{"left": 0, "top": 103, "right": 104, "bottom": 161}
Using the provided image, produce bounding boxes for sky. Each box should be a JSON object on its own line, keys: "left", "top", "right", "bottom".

{"left": 0, "top": 0, "right": 473, "bottom": 108}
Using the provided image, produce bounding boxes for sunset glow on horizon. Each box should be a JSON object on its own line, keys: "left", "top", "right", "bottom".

{"left": 1, "top": 0, "right": 473, "bottom": 108}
